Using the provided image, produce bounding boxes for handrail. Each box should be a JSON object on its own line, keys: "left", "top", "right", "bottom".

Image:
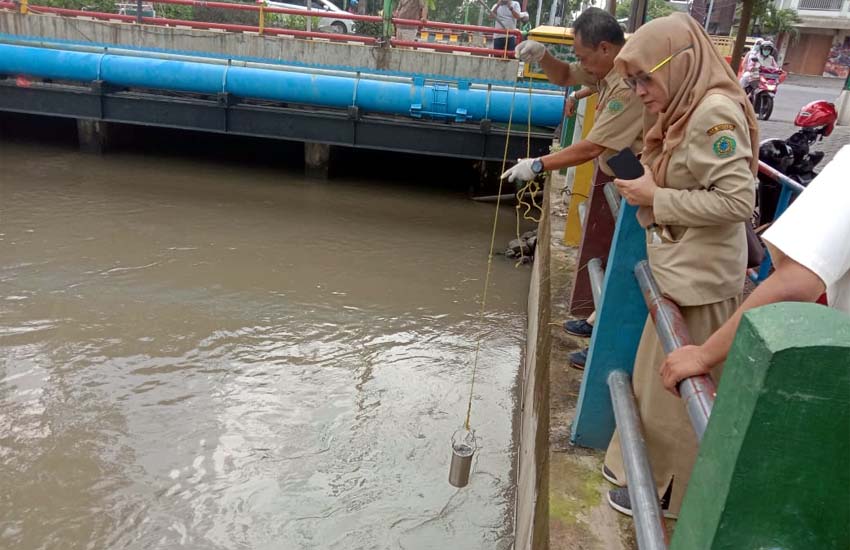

{"left": 757, "top": 160, "right": 806, "bottom": 195}
{"left": 753, "top": 159, "right": 807, "bottom": 283}
{"left": 3, "top": 0, "right": 521, "bottom": 55}
{"left": 608, "top": 370, "right": 668, "bottom": 550}
{"left": 634, "top": 261, "right": 715, "bottom": 441}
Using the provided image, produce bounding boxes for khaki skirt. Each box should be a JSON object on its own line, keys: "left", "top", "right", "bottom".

{"left": 604, "top": 295, "right": 741, "bottom": 515}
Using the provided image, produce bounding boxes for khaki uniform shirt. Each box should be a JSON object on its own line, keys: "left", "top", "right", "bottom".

{"left": 566, "top": 64, "right": 644, "bottom": 176}
{"left": 649, "top": 93, "right": 756, "bottom": 307}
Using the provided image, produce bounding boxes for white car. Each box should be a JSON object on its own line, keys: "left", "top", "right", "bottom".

{"left": 266, "top": 0, "right": 355, "bottom": 34}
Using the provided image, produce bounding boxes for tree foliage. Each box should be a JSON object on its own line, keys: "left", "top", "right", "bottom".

{"left": 616, "top": 0, "right": 674, "bottom": 22}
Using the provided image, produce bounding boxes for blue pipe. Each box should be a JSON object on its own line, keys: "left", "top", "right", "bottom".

{"left": 0, "top": 43, "right": 563, "bottom": 126}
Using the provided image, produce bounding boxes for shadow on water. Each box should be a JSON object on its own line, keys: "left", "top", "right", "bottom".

{"left": 0, "top": 112, "right": 495, "bottom": 195}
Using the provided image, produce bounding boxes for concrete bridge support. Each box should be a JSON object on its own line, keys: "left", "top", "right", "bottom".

{"left": 76, "top": 119, "right": 111, "bottom": 154}
{"left": 304, "top": 142, "right": 331, "bottom": 179}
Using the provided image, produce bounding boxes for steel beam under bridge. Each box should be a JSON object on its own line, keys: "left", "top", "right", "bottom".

{"left": 0, "top": 80, "right": 553, "bottom": 162}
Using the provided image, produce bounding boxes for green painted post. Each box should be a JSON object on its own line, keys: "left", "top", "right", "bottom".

{"left": 673, "top": 302, "right": 850, "bottom": 550}
{"left": 382, "top": 0, "right": 394, "bottom": 41}
{"left": 557, "top": 86, "right": 576, "bottom": 175}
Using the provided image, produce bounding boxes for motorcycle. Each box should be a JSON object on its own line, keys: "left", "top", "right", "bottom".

{"left": 756, "top": 100, "right": 838, "bottom": 227}
{"left": 747, "top": 66, "right": 786, "bottom": 121}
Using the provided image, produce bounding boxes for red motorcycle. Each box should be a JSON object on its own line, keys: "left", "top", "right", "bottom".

{"left": 748, "top": 66, "right": 786, "bottom": 121}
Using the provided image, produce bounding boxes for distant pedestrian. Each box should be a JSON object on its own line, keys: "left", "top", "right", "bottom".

{"left": 489, "top": 0, "right": 521, "bottom": 54}
{"left": 393, "top": 0, "right": 427, "bottom": 42}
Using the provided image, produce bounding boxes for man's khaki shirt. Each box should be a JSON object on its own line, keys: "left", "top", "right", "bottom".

{"left": 567, "top": 64, "right": 644, "bottom": 176}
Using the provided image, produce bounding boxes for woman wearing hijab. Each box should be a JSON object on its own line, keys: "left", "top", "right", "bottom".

{"left": 604, "top": 13, "right": 759, "bottom": 519}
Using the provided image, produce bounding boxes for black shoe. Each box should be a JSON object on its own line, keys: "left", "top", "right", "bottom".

{"left": 602, "top": 464, "right": 626, "bottom": 487}
{"left": 606, "top": 483, "right": 677, "bottom": 519}
{"left": 569, "top": 348, "right": 588, "bottom": 370}
{"left": 563, "top": 318, "right": 594, "bottom": 338}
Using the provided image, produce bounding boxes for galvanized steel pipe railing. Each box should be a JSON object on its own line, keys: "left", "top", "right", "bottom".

{"left": 603, "top": 182, "right": 621, "bottom": 221}
{"left": 587, "top": 258, "right": 605, "bottom": 311}
{"left": 634, "top": 260, "right": 715, "bottom": 441}
{"left": 608, "top": 370, "right": 668, "bottom": 550}
{"left": 757, "top": 159, "right": 806, "bottom": 195}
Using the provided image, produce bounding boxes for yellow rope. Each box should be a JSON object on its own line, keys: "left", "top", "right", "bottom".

{"left": 512, "top": 77, "right": 542, "bottom": 267}
{"left": 464, "top": 70, "right": 521, "bottom": 432}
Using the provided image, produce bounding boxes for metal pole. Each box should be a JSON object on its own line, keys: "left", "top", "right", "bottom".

{"left": 136, "top": 0, "right": 143, "bottom": 23}
{"left": 634, "top": 261, "right": 715, "bottom": 441}
{"left": 608, "top": 370, "right": 668, "bottom": 550}
{"left": 627, "top": 0, "right": 648, "bottom": 32}
{"left": 587, "top": 258, "right": 605, "bottom": 311}
{"left": 703, "top": 0, "right": 715, "bottom": 31}
{"left": 603, "top": 182, "right": 621, "bottom": 221}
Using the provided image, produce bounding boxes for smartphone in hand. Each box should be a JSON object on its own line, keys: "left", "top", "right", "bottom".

{"left": 607, "top": 148, "right": 644, "bottom": 180}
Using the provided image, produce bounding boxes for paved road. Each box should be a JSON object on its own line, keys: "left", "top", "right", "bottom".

{"left": 758, "top": 78, "right": 848, "bottom": 164}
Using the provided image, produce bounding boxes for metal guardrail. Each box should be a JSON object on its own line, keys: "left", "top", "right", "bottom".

{"left": 2, "top": 0, "right": 522, "bottom": 57}
{"left": 587, "top": 257, "right": 605, "bottom": 310}
{"left": 753, "top": 159, "right": 807, "bottom": 283}
{"left": 603, "top": 182, "right": 621, "bottom": 221}
{"left": 589, "top": 188, "right": 723, "bottom": 549}
{"left": 607, "top": 370, "right": 668, "bottom": 550}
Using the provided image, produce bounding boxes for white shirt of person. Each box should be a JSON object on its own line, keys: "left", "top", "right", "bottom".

{"left": 763, "top": 144, "right": 850, "bottom": 313}
{"left": 491, "top": 0, "right": 521, "bottom": 30}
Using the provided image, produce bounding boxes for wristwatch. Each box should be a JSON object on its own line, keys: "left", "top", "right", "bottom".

{"left": 531, "top": 158, "right": 544, "bottom": 175}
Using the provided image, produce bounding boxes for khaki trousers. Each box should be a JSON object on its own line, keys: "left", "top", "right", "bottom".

{"left": 604, "top": 295, "right": 741, "bottom": 515}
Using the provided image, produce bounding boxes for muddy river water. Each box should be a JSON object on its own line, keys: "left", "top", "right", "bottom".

{"left": 0, "top": 136, "right": 531, "bottom": 550}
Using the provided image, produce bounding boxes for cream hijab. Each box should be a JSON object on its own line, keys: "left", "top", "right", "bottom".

{"left": 614, "top": 13, "right": 759, "bottom": 188}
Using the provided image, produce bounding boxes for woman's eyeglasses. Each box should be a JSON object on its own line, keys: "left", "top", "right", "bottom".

{"left": 623, "top": 44, "right": 695, "bottom": 91}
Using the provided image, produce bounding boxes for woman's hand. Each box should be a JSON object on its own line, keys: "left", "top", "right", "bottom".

{"left": 659, "top": 345, "right": 712, "bottom": 396}
{"left": 613, "top": 168, "right": 657, "bottom": 206}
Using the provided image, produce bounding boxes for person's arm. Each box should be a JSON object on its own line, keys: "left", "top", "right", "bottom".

{"left": 651, "top": 98, "right": 755, "bottom": 226}
{"left": 539, "top": 53, "right": 574, "bottom": 87}
{"left": 510, "top": 1, "right": 521, "bottom": 19}
{"left": 659, "top": 256, "right": 826, "bottom": 393}
{"left": 564, "top": 87, "right": 595, "bottom": 117}
{"left": 420, "top": 0, "right": 427, "bottom": 22}
{"left": 541, "top": 139, "right": 606, "bottom": 171}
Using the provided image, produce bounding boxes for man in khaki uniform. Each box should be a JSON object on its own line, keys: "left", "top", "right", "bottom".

{"left": 504, "top": 7, "right": 644, "bottom": 369}
{"left": 503, "top": 7, "right": 643, "bottom": 182}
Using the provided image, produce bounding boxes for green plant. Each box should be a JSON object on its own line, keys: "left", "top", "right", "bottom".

{"left": 616, "top": 0, "right": 674, "bottom": 22}
{"left": 762, "top": 6, "right": 801, "bottom": 42}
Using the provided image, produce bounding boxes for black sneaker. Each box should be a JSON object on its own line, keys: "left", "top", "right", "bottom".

{"left": 569, "top": 348, "right": 588, "bottom": 370}
{"left": 606, "top": 483, "right": 677, "bottom": 519}
{"left": 563, "top": 319, "right": 594, "bottom": 338}
{"left": 602, "top": 464, "right": 626, "bottom": 487}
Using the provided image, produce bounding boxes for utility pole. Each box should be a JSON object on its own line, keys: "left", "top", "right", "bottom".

{"left": 606, "top": 0, "right": 616, "bottom": 16}
{"left": 730, "top": 0, "right": 754, "bottom": 75}
{"left": 627, "top": 0, "right": 648, "bottom": 32}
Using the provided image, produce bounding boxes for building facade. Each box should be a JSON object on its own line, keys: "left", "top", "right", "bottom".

{"left": 775, "top": 0, "right": 850, "bottom": 78}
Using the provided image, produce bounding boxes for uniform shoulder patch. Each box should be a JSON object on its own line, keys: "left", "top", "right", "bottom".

{"left": 607, "top": 98, "right": 624, "bottom": 113}
{"left": 706, "top": 123, "right": 736, "bottom": 136}
{"left": 712, "top": 135, "right": 736, "bottom": 158}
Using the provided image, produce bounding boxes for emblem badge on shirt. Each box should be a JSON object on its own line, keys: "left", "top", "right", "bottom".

{"left": 713, "top": 135, "right": 736, "bottom": 158}
{"left": 706, "top": 123, "right": 736, "bottom": 136}
{"left": 607, "top": 99, "right": 624, "bottom": 113}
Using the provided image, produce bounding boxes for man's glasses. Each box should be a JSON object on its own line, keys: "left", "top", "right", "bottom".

{"left": 623, "top": 44, "right": 695, "bottom": 91}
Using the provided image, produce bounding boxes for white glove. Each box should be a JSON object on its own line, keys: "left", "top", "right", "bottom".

{"left": 514, "top": 40, "right": 545, "bottom": 63}
{"left": 501, "top": 158, "right": 537, "bottom": 183}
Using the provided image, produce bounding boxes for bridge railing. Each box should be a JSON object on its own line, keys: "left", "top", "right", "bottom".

{"left": 751, "top": 158, "right": 806, "bottom": 283}
{"left": 2, "top": 0, "right": 520, "bottom": 57}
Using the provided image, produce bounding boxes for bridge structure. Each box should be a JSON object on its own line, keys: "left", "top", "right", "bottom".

{"left": 0, "top": 3, "right": 567, "bottom": 174}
